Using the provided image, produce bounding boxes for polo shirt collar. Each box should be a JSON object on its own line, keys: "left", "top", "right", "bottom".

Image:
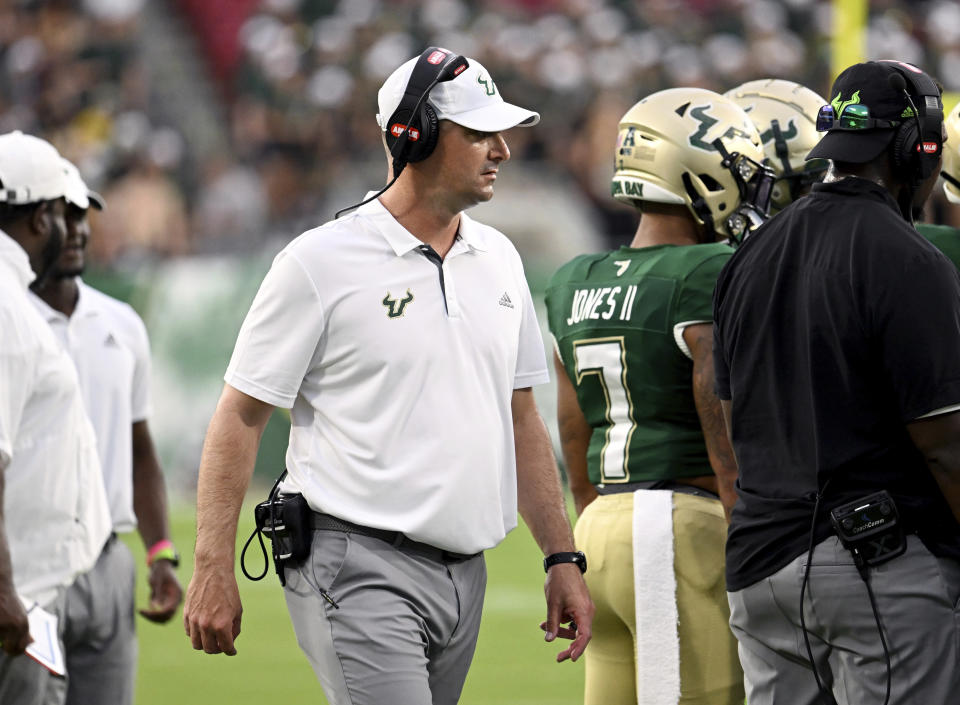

{"left": 456, "top": 212, "right": 488, "bottom": 252}
{"left": 357, "top": 195, "right": 489, "bottom": 256}
{"left": 29, "top": 278, "right": 95, "bottom": 324}
{"left": 0, "top": 228, "right": 36, "bottom": 289}
{"left": 72, "top": 280, "right": 98, "bottom": 319}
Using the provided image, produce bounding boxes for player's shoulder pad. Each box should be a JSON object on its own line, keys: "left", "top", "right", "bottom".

{"left": 916, "top": 223, "right": 960, "bottom": 239}
{"left": 673, "top": 241, "right": 734, "bottom": 264}
{"left": 655, "top": 242, "right": 734, "bottom": 281}
{"left": 547, "top": 252, "right": 609, "bottom": 290}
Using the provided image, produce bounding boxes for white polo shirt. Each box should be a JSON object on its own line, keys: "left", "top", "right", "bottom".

{"left": 0, "top": 231, "right": 111, "bottom": 606}
{"left": 226, "top": 199, "right": 549, "bottom": 554}
{"left": 30, "top": 282, "right": 153, "bottom": 533}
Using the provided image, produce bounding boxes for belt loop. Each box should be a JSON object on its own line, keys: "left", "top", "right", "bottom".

{"left": 391, "top": 532, "right": 405, "bottom": 548}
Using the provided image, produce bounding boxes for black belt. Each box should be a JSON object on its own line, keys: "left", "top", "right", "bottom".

{"left": 596, "top": 479, "right": 720, "bottom": 500}
{"left": 310, "top": 513, "right": 478, "bottom": 563}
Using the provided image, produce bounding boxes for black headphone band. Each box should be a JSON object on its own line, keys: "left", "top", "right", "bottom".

{"left": 880, "top": 62, "right": 944, "bottom": 194}
{"left": 335, "top": 48, "right": 468, "bottom": 219}
{"left": 880, "top": 61, "right": 939, "bottom": 99}
{"left": 385, "top": 48, "right": 468, "bottom": 174}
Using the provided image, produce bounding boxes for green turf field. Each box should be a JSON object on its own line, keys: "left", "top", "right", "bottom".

{"left": 125, "top": 503, "right": 585, "bottom": 704}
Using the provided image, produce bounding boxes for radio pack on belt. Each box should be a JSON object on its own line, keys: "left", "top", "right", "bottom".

{"left": 241, "top": 470, "right": 313, "bottom": 586}
{"left": 829, "top": 490, "right": 907, "bottom": 569}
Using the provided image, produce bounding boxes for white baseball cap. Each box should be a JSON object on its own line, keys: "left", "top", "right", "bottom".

{"left": 0, "top": 131, "right": 70, "bottom": 205}
{"left": 376, "top": 52, "right": 540, "bottom": 134}
{"left": 62, "top": 159, "right": 105, "bottom": 211}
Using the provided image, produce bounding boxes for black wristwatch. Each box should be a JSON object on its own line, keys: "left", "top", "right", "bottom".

{"left": 543, "top": 551, "right": 587, "bottom": 574}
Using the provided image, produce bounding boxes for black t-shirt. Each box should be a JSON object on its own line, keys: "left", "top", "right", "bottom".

{"left": 714, "top": 177, "right": 960, "bottom": 591}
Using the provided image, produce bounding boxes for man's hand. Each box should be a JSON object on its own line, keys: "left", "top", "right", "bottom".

{"left": 184, "top": 385, "right": 273, "bottom": 656}
{"left": 540, "top": 563, "right": 594, "bottom": 663}
{"left": 183, "top": 564, "right": 242, "bottom": 655}
{"left": 139, "top": 560, "right": 183, "bottom": 624}
{"left": 0, "top": 583, "right": 31, "bottom": 656}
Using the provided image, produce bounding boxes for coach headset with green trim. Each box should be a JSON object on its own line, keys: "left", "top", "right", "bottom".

{"left": 815, "top": 60, "right": 944, "bottom": 224}
{"left": 334, "top": 47, "right": 469, "bottom": 219}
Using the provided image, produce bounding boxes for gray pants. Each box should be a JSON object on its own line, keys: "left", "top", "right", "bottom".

{"left": 0, "top": 537, "right": 135, "bottom": 705}
{"left": 283, "top": 529, "right": 486, "bottom": 705}
{"left": 0, "top": 589, "right": 67, "bottom": 705}
{"left": 62, "top": 536, "right": 137, "bottom": 705}
{"left": 728, "top": 534, "right": 960, "bottom": 705}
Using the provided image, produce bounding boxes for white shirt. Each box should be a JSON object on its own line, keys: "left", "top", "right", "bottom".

{"left": 226, "top": 199, "right": 549, "bottom": 554}
{"left": 0, "top": 231, "right": 111, "bottom": 605}
{"left": 30, "top": 282, "right": 153, "bottom": 532}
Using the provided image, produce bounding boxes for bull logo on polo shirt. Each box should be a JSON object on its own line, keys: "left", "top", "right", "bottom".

{"left": 382, "top": 289, "right": 414, "bottom": 318}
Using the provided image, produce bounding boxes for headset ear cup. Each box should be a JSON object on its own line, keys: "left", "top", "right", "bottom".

{"left": 384, "top": 107, "right": 411, "bottom": 163}
{"left": 891, "top": 121, "right": 918, "bottom": 173}
{"left": 406, "top": 103, "right": 439, "bottom": 163}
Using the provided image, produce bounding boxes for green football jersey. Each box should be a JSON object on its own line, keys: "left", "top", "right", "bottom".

{"left": 545, "top": 243, "right": 733, "bottom": 487}
{"left": 917, "top": 223, "right": 960, "bottom": 270}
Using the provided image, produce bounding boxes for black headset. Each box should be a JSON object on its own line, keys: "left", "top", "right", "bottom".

{"left": 384, "top": 47, "right": 469, "bottom": 174}
{"left": 883, "top": 61, "right": 943, "bottom": 182}
{"left": 334, "top": 47, "right": 468, "bottom": 219}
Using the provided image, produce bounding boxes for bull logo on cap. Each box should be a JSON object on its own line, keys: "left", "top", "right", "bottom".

{"left": 477, "top": 74, "right": 497, "bottom": 96}
{"left": 830, "top": 90, "right": 861, "bottom": 117}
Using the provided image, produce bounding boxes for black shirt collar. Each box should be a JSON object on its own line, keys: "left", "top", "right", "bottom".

{"left": 810, "top": 176, "right": 902, "bottom": 215}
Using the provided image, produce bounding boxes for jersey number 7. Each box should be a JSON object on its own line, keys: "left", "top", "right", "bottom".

{"left": 572, "top": 337, "right": 637, "bottom": 483}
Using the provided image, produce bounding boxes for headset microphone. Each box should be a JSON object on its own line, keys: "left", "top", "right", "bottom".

{"left": 887, "top": 71, "right": 907, "bottom": 93}
{"left": 888, "top": 72, "right": 925, "bottom": 152}
{"left": 436, "top": 55, "right": 469, "bottom": 82}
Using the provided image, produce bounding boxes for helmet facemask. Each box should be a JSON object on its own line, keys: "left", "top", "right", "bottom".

{"left": 708, "top": 137, "right": 776, "bottom": 244}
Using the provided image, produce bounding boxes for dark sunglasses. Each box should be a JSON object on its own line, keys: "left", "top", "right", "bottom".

{"left": 816, "top": 104, "right": 901, "bottom": 132}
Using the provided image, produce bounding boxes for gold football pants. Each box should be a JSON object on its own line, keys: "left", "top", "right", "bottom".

{"left": 573, "top": 491, "right": 744, "bottom": 705}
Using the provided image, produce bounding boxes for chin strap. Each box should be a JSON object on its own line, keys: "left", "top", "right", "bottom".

{"left": 942, "top": 171, "right": 960, "bottom": 191}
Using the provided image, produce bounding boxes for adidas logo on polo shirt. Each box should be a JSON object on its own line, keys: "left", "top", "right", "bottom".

{"left": 499, "top": 292, "right": 514, "bottom": 308}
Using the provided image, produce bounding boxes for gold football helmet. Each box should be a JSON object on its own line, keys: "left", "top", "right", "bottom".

{"left": 942, "top": 101, "right": 960, "bottom": 204}
{"left": 724, "top": 79, "right": 829, "bottom": 212}
{"left": 612, "top": 87, "right": 773, "bottom": 243}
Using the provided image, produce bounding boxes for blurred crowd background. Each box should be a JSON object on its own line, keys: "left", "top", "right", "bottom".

{"left": 5, "top": 0, "right": 960, "bottom": 267}
{"left": 4, "top": 0, "right": 959, "bottom": 486}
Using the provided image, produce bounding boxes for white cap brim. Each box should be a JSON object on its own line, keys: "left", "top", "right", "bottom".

{"left": 61, "top": 158, "right": 105, "bottom": 210}
{"left": 377, "top": 53, "right": 540, "bottom": 135}
{"left": 87, "top": 190, "right": 105, "bottom": 210}
{"left": 440, "top": 102, "right": 540, "bottom": 131}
